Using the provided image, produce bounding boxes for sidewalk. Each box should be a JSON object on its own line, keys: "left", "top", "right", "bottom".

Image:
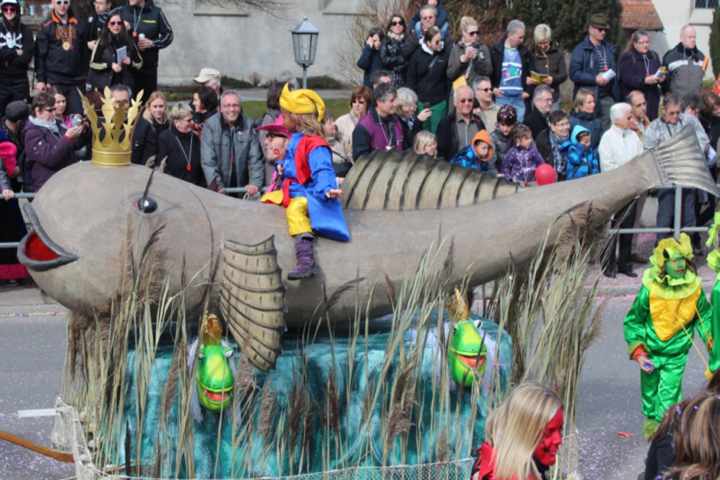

{"left": 588, "top": 232, "right": 717, "bottom": 298}
{"left": 0, "top": 284, "right": 65, "bottom": 317}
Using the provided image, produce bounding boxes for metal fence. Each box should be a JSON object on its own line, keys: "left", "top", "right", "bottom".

{"left": 51, "top": 398, "right": 475, "bottom": 480}
{"left": 1, "top": 184, "right": 711, "bottom": 252}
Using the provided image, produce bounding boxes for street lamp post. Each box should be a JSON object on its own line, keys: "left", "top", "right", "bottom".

{"left": 291, "top": 17, "right": 319, "bottom": 89}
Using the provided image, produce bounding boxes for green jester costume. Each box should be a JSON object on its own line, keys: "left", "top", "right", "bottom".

{"left": 623, "top": 233, "right": 713, "bottom": 437}
{"left": 706, "top": 212, "right": 720, "bottom": 376}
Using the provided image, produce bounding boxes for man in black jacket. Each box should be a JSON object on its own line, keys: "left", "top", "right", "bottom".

{"left": 119, "top": 0, "right": 173, "bottom": 102}
{"left": 0, "top": 0, "right": 34, "bottom": 116}
{"left": 86, "top": 0, "right": 112, "bottom": 48}
{"left": 436, "top": 85, "right": 485, "bottom": 160}
{"left": 35, "top": 0, "right": 87, "bottom": 114}
{"left": 524, "top": 85, "right": 553, "bottom": 138}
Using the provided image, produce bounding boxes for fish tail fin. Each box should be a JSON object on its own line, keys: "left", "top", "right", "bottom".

{"left": 651, "top": 126, "right": 720, "bottom": 196}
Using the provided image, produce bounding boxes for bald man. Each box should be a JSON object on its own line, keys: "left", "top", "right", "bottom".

{"left": 663, "top": 25, "right": 707, "bottom": 99}
{"left": 436, "top": 85, "right": 486, "bottom": 160}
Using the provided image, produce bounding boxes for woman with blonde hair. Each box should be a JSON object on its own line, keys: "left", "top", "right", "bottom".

{"left": 447, "top": 16, "right": 492, "bottom": 89}
{"left": 156, "top": 103, "right": 205, "bottom": 186}
{"left": 472, "top": 383, "right": 564, "bottom": 480}
{"left": 413, "top": 130, "right": 437, "bottom": 157}
{"left": 569, "top": 88, "right": 603, "bottom": 149}
{"left": 132, "top": 91, "right": 168, "bottom": 165}
{"left": 528, "top": 24, "right": 567, "bottom": 106}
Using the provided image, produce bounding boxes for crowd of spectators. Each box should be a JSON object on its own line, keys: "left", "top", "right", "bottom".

{"left": 0, "top": 1, "right": 719, "bottom": 285}
{"left": 347, "top": 8, "right": 719, "bottom": 279}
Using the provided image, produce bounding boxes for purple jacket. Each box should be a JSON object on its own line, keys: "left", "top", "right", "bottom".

{"left": 24, "top": 119, "right": 77, "bottom": 192}
{"left": 357, "top": 109, "right": 404, "bottom": 153}
{"left": 500, "top": 144, "right": 544, "bottom": 184}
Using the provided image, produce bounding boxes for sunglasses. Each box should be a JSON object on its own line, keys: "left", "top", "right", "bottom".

{"left": 2, "top": 5, "right": 17, "bottom": 11}
{"left": 593, "top": 26, "right": 608, "bottom": 32}
{"left": 109, "top": 20, "right": 123, "bottom": 26}
{"left": 467, "top": 31, "right": 479, "bottom": 36}
{"left": 459, "top": 98, "right": 474, "bottom": 104}
{"left": 391, "top": 20, "right": 404, "bottom": 26}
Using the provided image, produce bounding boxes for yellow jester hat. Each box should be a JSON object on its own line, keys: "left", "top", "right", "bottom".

{"left": 645, "top": 233, "right": 696, "bottom": 289}
{"left": 279, "top": 83, "right": 326, "bottom": 122}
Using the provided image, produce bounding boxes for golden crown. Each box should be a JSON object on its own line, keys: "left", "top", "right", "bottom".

{"left": 81, "top": 88, "right": 143, "bottom": 167}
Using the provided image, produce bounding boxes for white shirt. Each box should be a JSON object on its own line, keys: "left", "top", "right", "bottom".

{"left": 598, "top": 125, "right": 643, "bottom": 172}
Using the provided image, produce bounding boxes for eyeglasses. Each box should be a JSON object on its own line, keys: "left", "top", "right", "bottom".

{"left": 459, "top": 98, "right": 474, "bottom": 104}
{"left": 109, "top": 20, "right": 123, "bottom": 26}
{"left": 467, "top": 31, "right": 479, "bottom": 36}
{"left": 391, "top": 20, "right": 404, "bottom": 26}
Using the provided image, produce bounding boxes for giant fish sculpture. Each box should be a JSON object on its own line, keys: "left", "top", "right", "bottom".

{"left": 16, "top": 92, "right": 718, "bottom": 371}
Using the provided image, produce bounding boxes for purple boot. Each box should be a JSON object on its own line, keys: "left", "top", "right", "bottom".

{"left": 287, "top": 235, "right": 315, "bottom": 280}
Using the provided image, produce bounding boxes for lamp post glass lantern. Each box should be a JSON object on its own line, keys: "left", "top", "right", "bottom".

{"left": 291, "top": 17, "right": 319, "bottom": 88}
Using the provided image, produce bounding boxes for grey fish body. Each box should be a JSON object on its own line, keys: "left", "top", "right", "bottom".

{"left": 18, "top": 128, "right": 717, "bottom": 366}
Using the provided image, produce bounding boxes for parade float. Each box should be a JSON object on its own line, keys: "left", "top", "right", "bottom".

{"left": 8, "top": 87, "right": 720, "bottom": 479}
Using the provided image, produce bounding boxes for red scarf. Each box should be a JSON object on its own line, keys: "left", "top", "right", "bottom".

{"left": 471, "top": 442, "right": 537, "bottom": 480}
{"left": 279, "top": 134, "right": 329, "bottom": 208}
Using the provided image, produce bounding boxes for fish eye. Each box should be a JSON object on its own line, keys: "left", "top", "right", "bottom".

{"left": 137, "top": 196, "right": 158, "bottom": 214}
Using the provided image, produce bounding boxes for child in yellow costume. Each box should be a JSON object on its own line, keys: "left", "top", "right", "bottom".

{"left": 259, "top": 85, "right": 349, "bottom": 279}
{"left": 623, "top": 233, "right": 713, "bottom": 438}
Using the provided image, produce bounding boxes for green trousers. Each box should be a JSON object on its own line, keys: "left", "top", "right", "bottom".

{"left": 640, "top": 351, "right": 688, "bottom": 422}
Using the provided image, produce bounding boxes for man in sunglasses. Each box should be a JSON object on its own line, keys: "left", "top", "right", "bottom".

{"left": 662, "top": 25, "right": 706, "bottom": 101}
{"left": 118, "top": 0, "right": 173, "bottom": 104}
{"left": 569, "top": 13, "right": 617, "bottom": 130}
{"left": 436, "top": 85, "right": 485, "bottom": 160}
{"left": 0, "top": 0, "right": 34, "bottom": 117}
{"left": 36, "top": 0, "right": 88, "bottom": 115}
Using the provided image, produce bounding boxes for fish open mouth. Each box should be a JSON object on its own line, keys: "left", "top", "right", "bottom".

{"left": 204, "top": 389, "right": 232, "bottom": 403}
{"left": 458, "top": 354, "right": 486, "bottom": 370}
{"left": 17, "top": 203, "right": 78, "bottom": 272}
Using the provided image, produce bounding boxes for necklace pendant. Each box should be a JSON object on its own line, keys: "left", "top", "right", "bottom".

{"left": 62, "top": 41, "right": 71, "bottom": 50}
{"left": 186, "top": 164, "right": 192, "bottom": 172}
{"left": 385, "top": 145, "right": 392, "bottom": 151}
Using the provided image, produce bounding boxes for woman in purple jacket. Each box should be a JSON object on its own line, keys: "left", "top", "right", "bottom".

{"left": 618, "top": 30, "right": 665, "bottom": 121}
{"left": 23, "top": 91, "right": 83, "bottom": 192}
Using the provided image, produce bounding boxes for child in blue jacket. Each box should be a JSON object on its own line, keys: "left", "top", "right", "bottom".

{"left": 450, "top": 130, "right": 496, "bottom": 175}
{"left": 565, "top": 125, "right": 600, "bottom": 180}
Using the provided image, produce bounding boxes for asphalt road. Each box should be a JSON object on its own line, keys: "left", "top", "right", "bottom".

{"left": 0, "top": 288, "right": 711, "bottom": 480}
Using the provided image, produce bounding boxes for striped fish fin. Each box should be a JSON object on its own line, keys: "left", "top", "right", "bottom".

{"left": 220, "top": 236, "right": 285, "bottom": 371}
{"left": 342, "top": 150, "right": 517, "bottom": 211}
{"left": 652, "top": 126, "right": 720, "bottom": 197}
